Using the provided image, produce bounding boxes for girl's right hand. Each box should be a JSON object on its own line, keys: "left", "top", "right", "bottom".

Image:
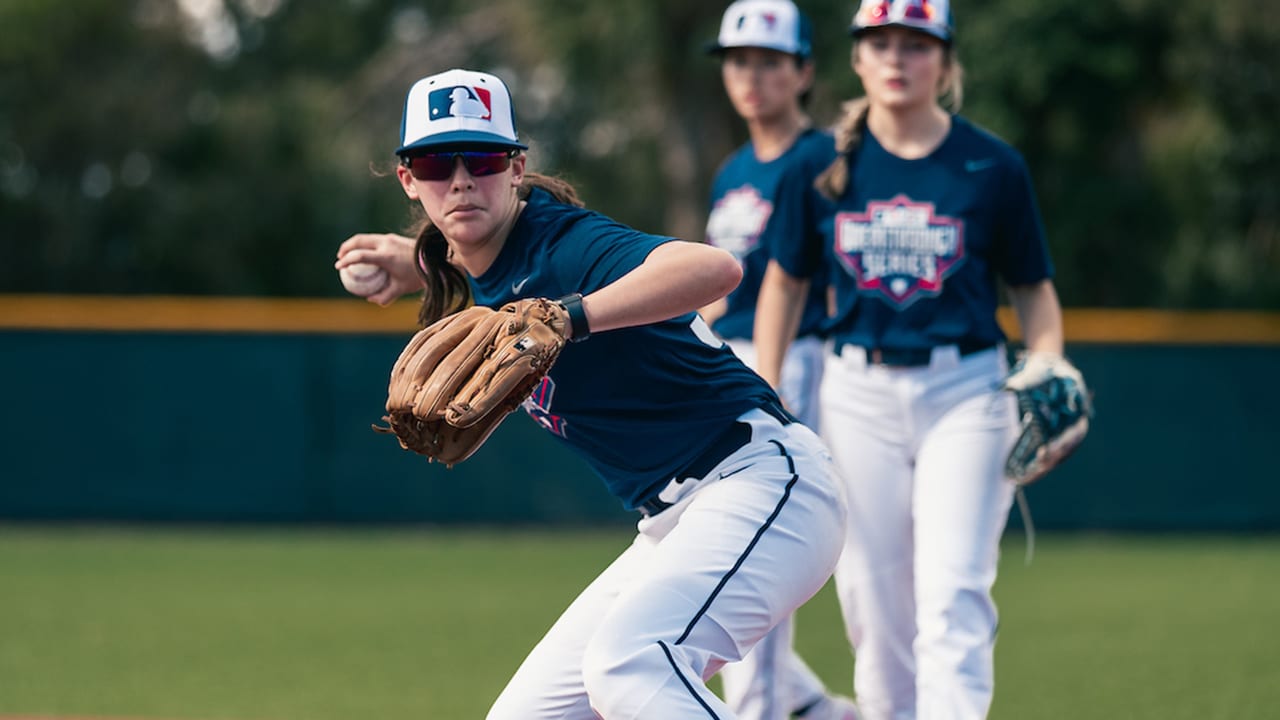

{"left": 335, "top": 233, "right": 426, "bottom": 306}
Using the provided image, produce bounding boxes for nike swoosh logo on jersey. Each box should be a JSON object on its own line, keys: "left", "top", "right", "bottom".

{"left": 512, "top": 276, "right": 532, "bottom": 294}
{"left": 965, "top": 158, "right": 997, "bottom": 172}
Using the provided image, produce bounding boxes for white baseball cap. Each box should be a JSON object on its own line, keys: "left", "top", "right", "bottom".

{"left": 707, "top": 0, "right": 813, "bottom": 58}
{"left": 396, "top": 68, "right": 527, "bottom": 155}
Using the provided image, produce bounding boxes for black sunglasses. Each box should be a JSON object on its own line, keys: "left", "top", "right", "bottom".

{"left": 400, "top": 150, "right": 518, "bottom": 181}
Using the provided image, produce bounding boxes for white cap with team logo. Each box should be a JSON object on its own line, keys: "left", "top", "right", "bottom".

{"left": 396, "top": 68, "right": 527, "bottom": 155}
{"left": 707, "top": 0, "right": 813, "bottom": 58}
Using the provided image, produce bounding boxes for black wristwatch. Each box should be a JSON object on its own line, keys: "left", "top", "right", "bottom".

{"left": 557, "top": 293, "right": 591, "bottom": 343}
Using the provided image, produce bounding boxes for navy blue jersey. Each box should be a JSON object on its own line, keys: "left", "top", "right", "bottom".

{"left": 469, "top": 187, "right": 782, "bottom": 510}
{"left": 773, "top": 115, "right": 1053, "bottom": 350}
{"left": 705, "top": 127, "right": 835, "bottom": 341}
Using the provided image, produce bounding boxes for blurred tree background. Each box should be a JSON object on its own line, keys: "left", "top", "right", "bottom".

{"left": 0, "top": 0, "right": 1276, "bottom": 307}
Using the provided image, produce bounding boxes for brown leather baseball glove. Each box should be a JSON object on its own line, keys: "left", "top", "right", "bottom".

{"left": 373, "top": 299, "right": 569, "bottom": 467}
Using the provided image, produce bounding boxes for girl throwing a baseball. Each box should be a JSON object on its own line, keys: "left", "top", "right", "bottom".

{"left": 337, "top": 67, "right": 846, "bottom": 719}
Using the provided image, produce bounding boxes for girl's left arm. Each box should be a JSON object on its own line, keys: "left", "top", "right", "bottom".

{"left": 1007, "top": 279, "right": 1065, "bottom": 355}
{"left": 579, "top": 241, "right": 743, "bottom": 334}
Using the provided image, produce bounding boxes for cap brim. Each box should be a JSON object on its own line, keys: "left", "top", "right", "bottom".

{"left": 705, "top": 40, "right": 811, "bottom": 57}
{"left": 850, "top": 23, "right": 950, "bottom": 43}
{"left": 396, "top": 130, "right": 527, "bottom": 155}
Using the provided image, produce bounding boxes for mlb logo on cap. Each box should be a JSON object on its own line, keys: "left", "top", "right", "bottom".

{"left": 397, "top": 68, "right": 527, "bottom": 155}
{"left": 708, "top": 0, "right": 812, "bottom": 58}
{"left": 429, "top": 86, "right": 491, "bottom": 123}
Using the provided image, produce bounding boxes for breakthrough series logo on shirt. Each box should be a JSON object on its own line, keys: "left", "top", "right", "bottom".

{"left": 834, "top": 194, "right": 965, "bottom": 307}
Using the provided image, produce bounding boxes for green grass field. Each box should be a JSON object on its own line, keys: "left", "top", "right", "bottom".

{"left": 1, "top": 526, "right": 1277, "bottom": 719}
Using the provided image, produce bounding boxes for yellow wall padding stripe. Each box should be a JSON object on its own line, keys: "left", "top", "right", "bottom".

{"left": 1, "top": 295, "right": 1278, "bottom": 344}
{"left": 0, "top": 295, "right": 421, "bottom": 334}
{"left": 995, "top": 307, "right": 1280, "bottom": 344}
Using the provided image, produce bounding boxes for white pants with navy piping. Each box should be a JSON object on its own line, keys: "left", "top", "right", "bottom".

{"left": 485, "top": 409, "right": 846, "bottom": 719}
{"left": 721, "top": 336, "right": 834, "bottom": 720}
{"left": 820, "top": 345, "right": 1017, "bottom": 720}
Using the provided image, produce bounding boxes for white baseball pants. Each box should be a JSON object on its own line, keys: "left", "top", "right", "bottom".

{"left": 821, "top": 345, "right": 1017, "bottom": 720}
{"left": 721, "top": 336, "right": 835, "bottom": 720}
{"left": 486, "top": 409, "right": 846, "bottom": 719}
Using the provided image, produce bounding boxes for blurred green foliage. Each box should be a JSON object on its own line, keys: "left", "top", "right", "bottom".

{"left": 1, "top": 0, "right": 1276, "bottom": 307}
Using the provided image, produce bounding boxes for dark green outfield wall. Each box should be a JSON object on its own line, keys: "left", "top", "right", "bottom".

{"left": 2, "top": 331, "right": 1276, "bottom": 530}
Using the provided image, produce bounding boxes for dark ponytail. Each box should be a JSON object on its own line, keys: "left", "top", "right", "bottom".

{"left": 411, "top": 222, "right": 469, "bottom": 327}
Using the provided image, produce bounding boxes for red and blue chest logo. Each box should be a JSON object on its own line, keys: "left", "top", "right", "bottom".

{"left": 705, "top": 186, "right": 773, "bottom": 260}
{"left": 833, "top": 194, "right": 965, "bottom": 307}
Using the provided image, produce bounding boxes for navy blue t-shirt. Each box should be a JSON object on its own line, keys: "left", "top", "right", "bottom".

{"left": 772, "top": 115, "right": 1054, "bottom": 350}
{"left": 705, "top": 128, "right": 835, "bottom": 341}
{"left": 469, "top": 187, "right": 781, "bottom": 510}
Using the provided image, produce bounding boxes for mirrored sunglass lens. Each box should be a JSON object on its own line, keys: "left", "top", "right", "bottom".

{"left": 407, "top": 154, "right": 454, "bottom": 180}
{"left": 406, "top": 152, "right": 511, "bottom": 180}
{"left": 460, "top": 152, "right": 511, "bottom": 176}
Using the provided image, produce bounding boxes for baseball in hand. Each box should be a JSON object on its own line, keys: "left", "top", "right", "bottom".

{"left": 339, "top": 262, "right": 390, "bottom": 297}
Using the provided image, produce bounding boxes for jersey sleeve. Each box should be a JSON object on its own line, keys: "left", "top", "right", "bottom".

{"left": 992, "top": 151, "right": 1054, "bottom": 286}
{"left": 549, "top": 212, "right": 675, "bottom": 294}
{"left": 766, "top": 140, "right": 834, "bottom": 280}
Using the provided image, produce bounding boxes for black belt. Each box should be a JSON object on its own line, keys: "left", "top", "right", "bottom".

{"left": 639, "top": 402, "right": 793, "bottom": 517}
{"left": 834, "top": 340, "right": 995, "bottom": 368}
